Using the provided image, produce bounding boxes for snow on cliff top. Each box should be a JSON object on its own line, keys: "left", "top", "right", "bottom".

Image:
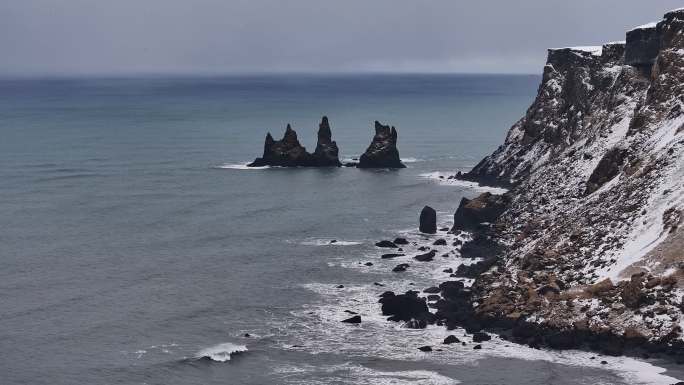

{"left": 550, "top": 46, "right": 603, "bottom": 55}
{"left": 631, "top": 21, "right": 659, "bottom": 31}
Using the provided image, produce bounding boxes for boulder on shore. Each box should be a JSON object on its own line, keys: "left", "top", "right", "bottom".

{"left": 392, "top": 263, "right": 410, "bottom": 272}
{"left": 376, "top": 240, "right": 398, "bottom": 248}
{"left": 357, "top": 121, "right": 406, "bottom": 168}
{"left": 443, "top": 335, "right": 460, "bottom": 344}
{"left": 341, "top": 315, "right": 362, "bottom": 324}
{"left": 419, "top": 206, "right": 437, "bottom": 234}
{"left": 451, "top": 193, "right": 508, "bottom": 231}
{"left": 379, "top": 291, "right": 434, "bottom": 323}
{"left": 414, "top": 250, "right": 436, "bottom": 262}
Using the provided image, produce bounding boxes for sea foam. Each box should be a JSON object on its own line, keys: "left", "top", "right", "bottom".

{"left": 299, "top": 238, "right": 363, "bottom": 246}
{"left": 195, "top": 342, "right": 247, "bottom": 362}
{"left": 419, "top": 172, "right": 508, "bottom": 194}
{"left": 214, "top": 163, "right": 268, "bottom": 170}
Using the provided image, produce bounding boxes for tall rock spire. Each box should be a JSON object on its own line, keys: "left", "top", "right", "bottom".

{"left": 312, "top": 116, "right": 341, "bottom": 167}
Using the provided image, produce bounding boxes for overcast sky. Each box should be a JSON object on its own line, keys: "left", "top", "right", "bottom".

{"left": 1, "top": 0, "right": 682, "bottom": 76}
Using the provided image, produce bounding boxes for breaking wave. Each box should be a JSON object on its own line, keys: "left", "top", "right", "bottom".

{"left": 299, "top": 238, "right": 363, "bottom": 246}
{"left": 213, "top": 163, "right": 268, "bottom": 170}
{"left": 418, "top": 172, "right": 508, "bottom": 194}
{"left": 194, "top": 343, "right": 247, "bottom": 362}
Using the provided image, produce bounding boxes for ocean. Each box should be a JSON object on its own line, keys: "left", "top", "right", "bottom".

{"left": 1, "top": 74, "right": 682, "bottom": 384}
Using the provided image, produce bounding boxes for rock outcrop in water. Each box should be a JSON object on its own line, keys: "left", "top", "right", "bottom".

{"left": 312, "top": 116, "right": 341, "bottom": 167}
{"left": 419, "top": 206, "right": 437, "bottom": 234}
{"left": 248, "top": 117, "right": 341, "bottom": 167}
{"left": 444, "top": 8, "right": 684, "bottom": 359}
{"left": 357, "top": 121, "right": 406, "bottom": 169}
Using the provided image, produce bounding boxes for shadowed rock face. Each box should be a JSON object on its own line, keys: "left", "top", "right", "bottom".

{"left": 625, "top": 24, "right": 661, "bottom": 70}
{"left": 312, "top": 116, "right": 341, "bottom": 167}
{"left": 357, "top": 121, "right": 406, "bottom": 169}
{"left": 248, "top": 117, "right": 341, "bottom": 167}
{"left": 584, "top": 148, "right": 628, "bottom": 195}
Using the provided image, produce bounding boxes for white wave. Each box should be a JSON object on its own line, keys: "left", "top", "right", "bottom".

{"left": 298, "top": 238, "right": 363, "bottom": 246}
{"left": 342, "top": 157, "right": 423, "bottom": 164}
{"left": 273, "top": 362, "right": 460, "bottom": 385}
{"left": 280, "top": 225, "right": 681, "bottom": 385}
{"left": 195, "top": 342, "right": 247, "bottom": 362}
{"left": 214, "top": 163, "right": 268, "bottom": 170}
{"left": 419, "top": 172, "right": 508, "bottom": 194}
{"left": 401, "top": 157, "right": 424, "bottom": 163}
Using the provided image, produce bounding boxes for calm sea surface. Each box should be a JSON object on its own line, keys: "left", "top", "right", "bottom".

{"left": 1, "top": 75, "right": 682, "bottom": 384}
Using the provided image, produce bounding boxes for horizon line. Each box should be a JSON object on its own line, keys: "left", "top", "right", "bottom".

{"left": 0, "top": 70, "right": 542, "bottom": 80}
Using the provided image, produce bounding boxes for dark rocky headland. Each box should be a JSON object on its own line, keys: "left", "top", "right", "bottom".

{"left": 362, "top": 9, "right": 684, "bottom": 362}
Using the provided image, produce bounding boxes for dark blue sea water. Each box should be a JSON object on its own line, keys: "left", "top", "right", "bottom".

{"left": 1, "top": 75, "right": 681, "bottom": 385}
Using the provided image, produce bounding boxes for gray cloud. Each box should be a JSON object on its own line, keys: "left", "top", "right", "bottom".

{"left": 1, "top": 0, "right": 682, "bottom": 75}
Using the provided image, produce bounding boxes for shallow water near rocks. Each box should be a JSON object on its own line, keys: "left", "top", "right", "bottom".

{"left": 1, "top": 74, "right": 682, "bottom": 384}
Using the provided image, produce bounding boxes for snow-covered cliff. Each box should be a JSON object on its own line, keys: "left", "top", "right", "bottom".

{"left": 460, "top": 8, "right": 684, "bottom": 355}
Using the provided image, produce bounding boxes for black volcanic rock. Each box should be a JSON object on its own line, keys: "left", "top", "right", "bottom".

{"left": 312, "top": 116, "right": 341, "bottom": 166}
{"left": 472, "top": 332, "right": 491, "bottom": 343}
{"left": 414, "top": 250, "right": 436, "bottom": 262}
{"left": 248, "top": 117, "right": 341, "bottom": 167}
{"left": 419, "top": 206, "right": 437, "bottom": 234}
{"left": 376, "top": 240, "right": 398, "bottom": 248}
{"left": 451, "top": 193, "right": 508, "bottom": 231}
{"left": 392, "top": 263, "right": 410, "bottom": 272}
{"left": 584, "top": 148, "right": 628, "bottom": 195}
{"left": 381, "top": 253, "right": 404, "bottom": 259}
{"left": 341, "top": 315, "right": 362, "bottom": 324}
{"left": 625, "top": 23, "right": 661, "bottom": 70}
{"left": 248, "top": 125, "right": 313, "bottom": 167}
{"left": 379, "top": 291, "right": 433, "bottom": 323}
{"left": 357, "top": 121, "right": 406, "bottom": 169}
{"left": 443, "top": 335, "right": 460, "bottom": 344}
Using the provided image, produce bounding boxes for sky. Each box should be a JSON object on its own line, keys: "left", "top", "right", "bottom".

{"left": 1, "top": 0, "right": 682, "bottom": 76}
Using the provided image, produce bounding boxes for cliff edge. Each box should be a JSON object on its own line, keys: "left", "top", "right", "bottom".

{"left": 457, "top": 8, "right": 684, "bottom": 357}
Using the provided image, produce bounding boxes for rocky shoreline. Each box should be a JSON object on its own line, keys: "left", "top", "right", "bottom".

{"left": 348, "top": 8, "right": 684, "bottom": 366}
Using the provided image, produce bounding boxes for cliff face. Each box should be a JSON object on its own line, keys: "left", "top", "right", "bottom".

{"left": 463, "top": 9, "right": 684, "bottom": 351}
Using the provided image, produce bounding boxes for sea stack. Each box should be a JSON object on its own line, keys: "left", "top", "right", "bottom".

{"left": 312, "top": 116, "right": 341, "bottom": 166}
{"left": 247, "top": 124, "right": 313, "bottom": 167}
{"left": 419, "top": 206, "right": 437, "bottom": 234}
{"left": 357, "top": 121, "right": 406, "bottom": 169}
{"left": 247, "top": 117, "right": 341, "bottom": 167}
